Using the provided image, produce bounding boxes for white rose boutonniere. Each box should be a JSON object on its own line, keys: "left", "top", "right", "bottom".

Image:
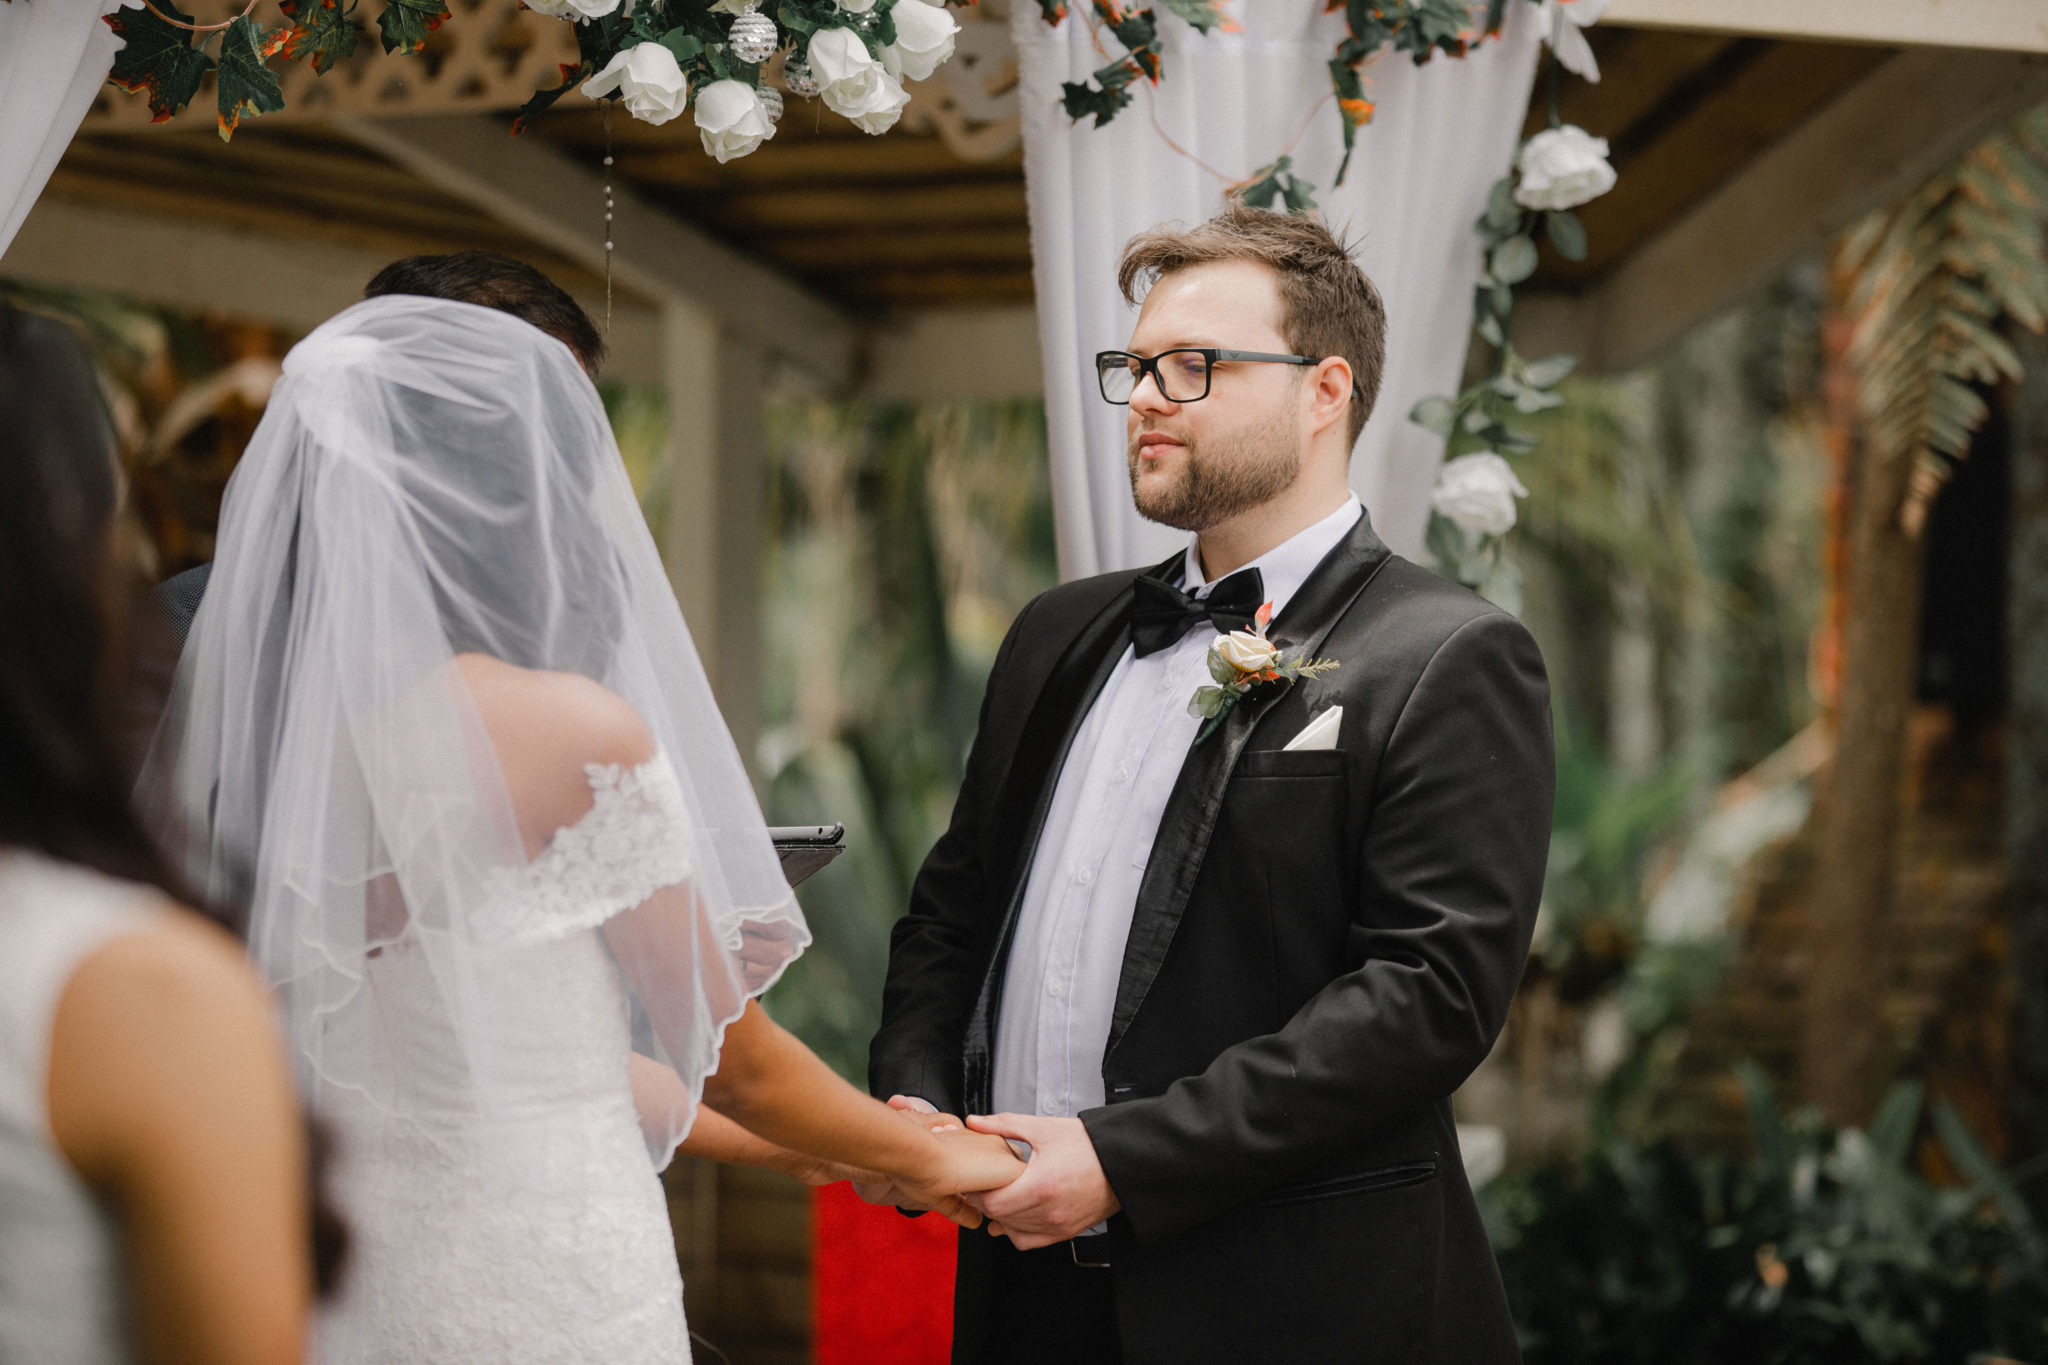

{"left": 582, "top": 41, "right": 691, "bottom": 126}
{"left": 809, "top": 26, "right": 910, "bottom": 134}
{"left": 1187, "top": 603, "right": 1340, "bottom": 744}
{"left": 887, "top": 0, "right": 959, "bottom": 82}
{"left": 694, "top": 80, "right": 777, "bottom": 163}
{"left": 1514, "top": 125, "right": 1617, "bottom": 211}
{"left": 834, "top": 0, "right": 880, "bottom": 12}
{"left": 1430, "top": 452, "right": 1529, "bottom": 537}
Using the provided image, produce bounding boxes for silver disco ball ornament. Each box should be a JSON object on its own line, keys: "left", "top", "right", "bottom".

{"left": 728, "top": 6, "right": 778, "bottom": 66}
{"left": 757, "top": 86, "right": 785, "bottom": 123}
{"left": 781, "top": 55, "right": 819, "bottom": 99}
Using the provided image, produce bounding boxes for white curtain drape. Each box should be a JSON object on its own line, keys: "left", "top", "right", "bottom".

{"left": 0, "top": 1, "right": 135, "bottom": 258}
{"left": 1015, "top": 1, "right": 1542, "bottom": 577}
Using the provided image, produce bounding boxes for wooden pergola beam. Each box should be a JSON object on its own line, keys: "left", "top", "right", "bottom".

{"left": 1602, "top": 0, "right": 2048, "bottom": 54}
{"left": 333, "top": 115, "right": 860, "bottom": 387}
{"left": 1519, "top": 47, "right": 2048, "bottom": 373}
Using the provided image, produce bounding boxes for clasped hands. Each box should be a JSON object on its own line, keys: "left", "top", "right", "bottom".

{"left": 854, "top": 1095, "right": 1122, "bottom": 1250}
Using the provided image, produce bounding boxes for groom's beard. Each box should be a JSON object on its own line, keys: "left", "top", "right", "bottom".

{"left": 1128, "top": 411, "right": 1303, "bottom": 532}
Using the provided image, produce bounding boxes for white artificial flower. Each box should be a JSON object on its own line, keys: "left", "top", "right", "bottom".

{"left": 1514, "top": 124, "right": 1616, "bottom": 211}
{"left": 887, "top": 0, "right": 959, "bottom": 82}
{"left": 1430, "top": 452, "right": 1529, "bottom": 537}
{"left": 708, "top": 0, "right": 755, "bottom": 11}
{"left": 1538, "top": 0, "right": 1608, "bottom": 83}
{"left": 694, "top": 79, "right": 777, "bottom": 163}
{"left": 834, "top": 0, "right": 879, "bottom": 12}
{"left": 807, "top": 26, "right": 909, "bottom": 134}
{"left": 582, "top": 41, "right": 691, "bottom": 126}
{"left": 525, "top": 0, "right": 623, "bottom": 18}
{"left": 1213, "top": 630, "right": 1281, "bottom": 675}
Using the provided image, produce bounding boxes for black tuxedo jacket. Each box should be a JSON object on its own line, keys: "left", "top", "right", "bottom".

{"left": 869, "top": 512, "right": 1553, "bottom": 1364}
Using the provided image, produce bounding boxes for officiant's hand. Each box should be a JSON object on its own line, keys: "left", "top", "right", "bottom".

{"left": 960, "top": 1113, "right": 1120, "bottom": 1250}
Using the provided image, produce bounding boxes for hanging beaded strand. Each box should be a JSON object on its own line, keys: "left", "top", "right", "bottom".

{"left": 602, "top": 98, "right": 616, "bottom": 339}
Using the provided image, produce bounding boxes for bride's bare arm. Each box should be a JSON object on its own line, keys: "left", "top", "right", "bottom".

{"left": 698, "top": 1000, "right": 1022, "bottom": 1212}
{"left": 629, "top": 1054, "right": 876, "bottom": 1185}
{"left": 457, "top": 657, "right": 1022, "bottom": 1208}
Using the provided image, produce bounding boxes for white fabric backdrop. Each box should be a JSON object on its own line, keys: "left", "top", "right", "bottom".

{"left": 1014, "top": 1, "right": 1542, "bottom": 577}
{"left": 0, "top": 1, "right": 136, "bottom": 259}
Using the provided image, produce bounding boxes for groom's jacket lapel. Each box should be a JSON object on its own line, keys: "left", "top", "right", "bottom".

{"left": 958, "top": 549, "right": 1179, "bottom": 1112}
{"left": 1106, "top": 514, "right": 1392, "bottom": 1058}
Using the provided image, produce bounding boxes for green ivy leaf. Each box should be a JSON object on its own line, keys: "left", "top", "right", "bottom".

{"left": 511, "top": 60, "right": 590, "bottom": 136}
{"left": 278, "top": 0, "right": 359, "bottom": 75}
{"left": 1490, "top": 233, "right": 1538, "bottom": 285}
{"left": 1521, "top": 353, "right": 1576, "bottom": 388}
{"left": 660, "top": 30, "right": 706, "bottom": 64}
{"left": 377, "top": 0, "right": 449, "bottom": 55}
{"left": 1156, "top": 0, "right": 1237, "bottom": 34}
{"left": 1476, "top": 312, "right": 1505, "bottom": 348}
{"left": 1544, "top": 209, "right": 1588, "bottom": 262}
{"left": 215, "top": 16, "right": 287, "bottom": 142}
{"left": 1409, "top": 394, "right": 1457, "bottom": 437}
{"left": 105, "top": 2, "right": 214, "bottom": 123}
{"left": 1479, "top": 176, "right": 1519, "bottom": 236}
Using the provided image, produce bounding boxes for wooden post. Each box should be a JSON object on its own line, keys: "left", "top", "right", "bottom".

{"left": 1798, "top": 282, "right": 1927, "bottom": 1126}
{"left": 2009, "top": 327, "right": 2048, "bottom": 1212}
{"left": 659, "top": 301, "right": 768, "bottom": 770}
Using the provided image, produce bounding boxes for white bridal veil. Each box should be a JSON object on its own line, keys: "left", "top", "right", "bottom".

{"left": 144, "top": 295, "right": 808, "bottom": 1169}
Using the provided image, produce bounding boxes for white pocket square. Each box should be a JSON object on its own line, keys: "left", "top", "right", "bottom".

{"left": 1281, "top": 705, "right": 1343, "bottom": 752}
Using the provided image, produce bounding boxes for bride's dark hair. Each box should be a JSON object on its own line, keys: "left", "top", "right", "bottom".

{"left": 0, "top": 302, "right": 350, "bottom": 1297}
{"left": 0, "top": 303, "right": 185, "bottom": 894}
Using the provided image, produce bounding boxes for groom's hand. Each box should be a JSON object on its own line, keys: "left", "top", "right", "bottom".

{"left": 961, "top": 1113, "right": 1119, "bottom": 1250}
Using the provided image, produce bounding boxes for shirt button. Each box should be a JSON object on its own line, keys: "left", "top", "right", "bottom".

{"left": 1047, "top": 980, "right": 1064, "bottom": 998}
{"left": 1075, "top": 867, "right": 1095, "bottom": 886}
{"left": 1113, "top": 763, "right": 1132, "bottom": 783}
{"left": 1042, "top": 1098, "right": 1066, "bottom": 1115}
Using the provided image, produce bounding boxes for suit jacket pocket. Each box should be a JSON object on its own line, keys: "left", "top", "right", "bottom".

{"left": 1236, "top": 747, "right": 1347, "bottom": 779}
{"left": 1258, "top": 1159, "right": 1437, "bottom": 1207}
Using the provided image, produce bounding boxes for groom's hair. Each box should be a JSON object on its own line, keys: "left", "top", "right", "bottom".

{"left": 364, "top": 250, "right": 607, "bottom": 374}
{"left": 1118, "top": 203, "right": 1386, "bottom": 444}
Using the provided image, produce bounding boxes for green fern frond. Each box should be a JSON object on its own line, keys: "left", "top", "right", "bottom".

{"left": 1838, "top": 104, "right": 2048, "bottom": 534}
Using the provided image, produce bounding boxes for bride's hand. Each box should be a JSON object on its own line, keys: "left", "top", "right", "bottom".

{"left": 901, "top": 1128, "right": 1025, "bottom": 1213}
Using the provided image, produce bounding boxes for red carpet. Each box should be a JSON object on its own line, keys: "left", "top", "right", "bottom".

{"left": 812, "top": 1182, "right": 957, "bottom": 1365}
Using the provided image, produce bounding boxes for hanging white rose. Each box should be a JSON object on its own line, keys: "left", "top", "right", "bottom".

{"left": 525, "top": 0, "right": 622, "bottom": 18}
{"left": 808, "top": 27, "right": 910, "bottom": 134}
{"left": 1430, "top": 452, "right": 1530, "bottom": 537}
{"left": 1537, "top": 0, "right": 1608, "bottom": 83}
{"left": 694, "top": 80, "right": 777, "bottom": 163}
{"left": 1514, "top": 125, "right": 1616, "bottom": 211}
{"left": 582, "top": 42, "right": 691, "bottom": 126}
{"left": 887, "top": 0, "right": 959, "bottom": 82}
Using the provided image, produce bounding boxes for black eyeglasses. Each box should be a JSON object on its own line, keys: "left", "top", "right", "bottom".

{"left": 1095, "top": 348, "right": 1358, "bottom": 405}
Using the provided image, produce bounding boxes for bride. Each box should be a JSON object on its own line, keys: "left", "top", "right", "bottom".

{"left": 143, "top": 294, "right": 1021, "bottom": 1363}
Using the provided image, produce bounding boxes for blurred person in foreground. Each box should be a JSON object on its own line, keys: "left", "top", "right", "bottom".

{"left": 140, "top": 279, "right": 1022, "bottom": 1364}
{"left": 0, "top": 302, "right": 315, "bottom": 1364}
{"left": 865, "top": 203, "right": 1556, "bottom": 1363}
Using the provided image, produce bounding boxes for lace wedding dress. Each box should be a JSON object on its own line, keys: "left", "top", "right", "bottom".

{"left": 320, "top": 752, "right": 698, "bottom": 1365}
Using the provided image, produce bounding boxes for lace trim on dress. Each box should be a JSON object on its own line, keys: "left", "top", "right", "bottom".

{"left": 475, "top": 749, "right": 695, "bottom": 945}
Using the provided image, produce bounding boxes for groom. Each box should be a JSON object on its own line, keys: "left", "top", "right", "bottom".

{"left": 865, "top": 204, "right": 1554, "bottom": 1364}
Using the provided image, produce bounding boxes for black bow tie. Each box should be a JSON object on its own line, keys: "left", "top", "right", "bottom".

{"left": 1129, "top": 567, "right": 1266, "bottom": 658}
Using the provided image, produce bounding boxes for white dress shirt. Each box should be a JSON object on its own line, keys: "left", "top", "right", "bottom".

{"left": 988, "top": 496, "right": 1364, "bottom": 1174}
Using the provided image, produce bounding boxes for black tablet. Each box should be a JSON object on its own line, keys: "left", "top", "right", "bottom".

{"left": 769, "top": 824, "right": 845, "bottom": 887}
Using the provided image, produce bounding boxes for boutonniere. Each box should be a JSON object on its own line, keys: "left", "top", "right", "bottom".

{"left": 1187, "top": 602, "right": 1340, "bottom": 744}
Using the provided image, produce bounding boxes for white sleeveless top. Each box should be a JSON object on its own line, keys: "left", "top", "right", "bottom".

{"left": 0, "top": 849, "right": 164, "bottom": 1365}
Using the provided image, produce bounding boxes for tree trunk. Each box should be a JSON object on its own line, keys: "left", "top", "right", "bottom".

{"left": 1799, "top": 312, "right": 1928, "bottom": 1126}
{"left": 2009, "top": 328, "right": 2048, "bottom": 1213}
